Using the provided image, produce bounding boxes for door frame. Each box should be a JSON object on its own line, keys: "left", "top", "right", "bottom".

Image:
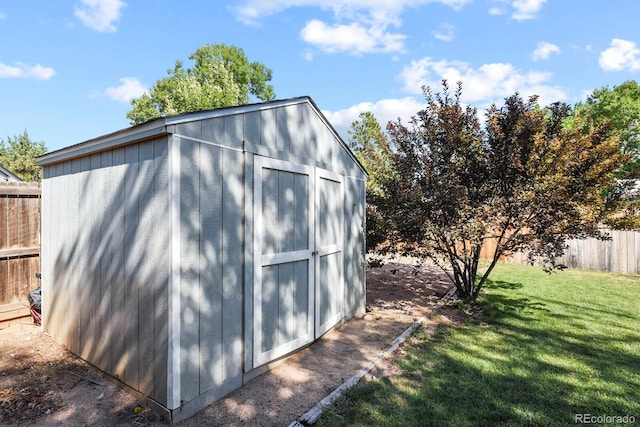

{"left": 252, "top": 157, "right": 345, "bottom": 367}
{"left": 253, "top": 157, "right": 315, "bottom": 367}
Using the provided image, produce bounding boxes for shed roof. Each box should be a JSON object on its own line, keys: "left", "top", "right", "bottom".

{"left": 0, "top": 164, "right": 22, "bottom": 182}
{"left": 36, "top": 96, "right": 367, "bottom": 176}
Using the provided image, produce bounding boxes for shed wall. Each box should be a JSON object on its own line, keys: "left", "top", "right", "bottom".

{"left": 41, "top": 138, "right": 170, "bottom": 404}
{"left": 177, "top": 137, "right": 244, "bottom": 405}
{"left": 343, "top": 176, "right": 366, "bottom": 316}
{"left": 173, "top": 100, "right": 367, "bottom": 381}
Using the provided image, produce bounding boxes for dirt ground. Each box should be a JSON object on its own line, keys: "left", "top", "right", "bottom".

{"left": 0, "top": 261, "right": 456, "bottom": 426}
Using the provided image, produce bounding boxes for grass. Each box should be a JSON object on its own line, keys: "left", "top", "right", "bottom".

{"left": 319, "top": 264, "right": 640, "bottom": 426}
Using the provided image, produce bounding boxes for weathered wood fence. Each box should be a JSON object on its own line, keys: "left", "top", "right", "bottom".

{"left": 481, "top": 229, "right": 640, "bottom": 275}
{"left": 0, "top": 181, "right": 41, "bottom": 323}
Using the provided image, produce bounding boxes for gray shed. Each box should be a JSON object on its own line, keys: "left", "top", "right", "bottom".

{"left": 36, "top": 97, "right": 367, "bottom": 422}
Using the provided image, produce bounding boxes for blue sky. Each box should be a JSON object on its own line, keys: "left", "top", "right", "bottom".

{"left": 1, "top": 0, "right": 639, "bottom": 152}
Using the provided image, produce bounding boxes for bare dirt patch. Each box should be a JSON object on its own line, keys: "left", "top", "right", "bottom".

{"left": 0, "top": 262, "right": 456, "bottom": 426}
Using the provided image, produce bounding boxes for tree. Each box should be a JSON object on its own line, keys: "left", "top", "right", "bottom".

{"left": 348, "top": 112, "right": 395, "bottom": 250}
{"left": 570, "top": 80, "right": 640, "bottom": 229}
{"left": 573, "top": 80, "right": 640, "bottom": 178}
{"left": 127, "top": 43, "right": 276, "bottom": 125}
{"left": 0, "top": 130, "right": 47, "bottom": 182}
{"left": 375, "top": 81, "right": 625, "bottom": 302}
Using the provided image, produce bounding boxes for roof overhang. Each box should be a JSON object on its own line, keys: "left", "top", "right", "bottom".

{"left": 36, "top": 97, "right": 368, "bottom": 177}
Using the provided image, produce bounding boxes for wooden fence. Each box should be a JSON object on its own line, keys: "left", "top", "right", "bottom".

{"left": 0, "top": 181, "right": 41, "bottom": 323}
{"left": 481, "top": 229, "right": 640, "bottom": 275}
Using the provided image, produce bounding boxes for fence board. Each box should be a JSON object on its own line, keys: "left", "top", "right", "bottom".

{"left": 482, "top": 228, "right": 640, "bottom": 275}
{"left": 0, "top": 182, "right": 41, "bottom": 312}
{"left": 0, "top": 198, "right": 7, "bottom": 248}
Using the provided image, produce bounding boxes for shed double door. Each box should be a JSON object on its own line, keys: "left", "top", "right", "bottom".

{"left": 253, "top": 157, "right": 343, "bottom": 367}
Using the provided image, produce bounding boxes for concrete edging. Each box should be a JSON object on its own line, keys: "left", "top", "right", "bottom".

{"left": 288, "top": 285, "right": 458, "bottom": 427}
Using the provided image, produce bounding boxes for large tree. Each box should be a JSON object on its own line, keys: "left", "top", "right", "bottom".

{"left": 573, "top": 80, "right": 640, "bottom": 178}
{"left": 348, "top": 112, "right": 395, "bottom": 250}
{"left": 0, "top": 130, "right": 47, "bottom": 182}
{"left": 127, "top": 43, "right": 276, "bottom": 125}
{"left": 571, "top": 80, "right": 640, "bottom": 229}
{"left": 375, "top": 81, "right": 625, "bottom": 301}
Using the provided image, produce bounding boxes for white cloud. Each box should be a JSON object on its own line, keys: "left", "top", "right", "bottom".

{"left": 433, "top": 23, "right": 454, "bottom": 42}
{"left": 301, "top": 19, "right": 406, "bottom": 55}
{"left": 532, "top": 41, "right": 560, "bottom": 61}
{"left": 0, "top": 13, "right": 6, "bottom": 21}
{"left": 0, "top": 62, "right": 55, "bottom": 80}
{"left": 103, "top": 77, "right": 146, "bottom": 102}
{"left": 233, "top": 0, "right": 472, "bottom": 25}
{"left": 399, "top": 57, "right": 566, "bottom": 106}
{"left": 75, "top": 0, "right": 126, "bottom": 32}
{"left": 511, "top": 0, "right": 547, "bottom": 20}
{"left": 599, "top": 38, "right": 640, "bottom": 72}
{"left": 233, "top": 0, "right": 472, "bottom": 55}
{"left": 323, "top": 96, "right": 426, "bottom": 140}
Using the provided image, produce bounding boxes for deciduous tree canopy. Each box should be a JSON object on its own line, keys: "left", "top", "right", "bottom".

{"left": 573, "top": 80, "right": 640, "bottom": 178}
{"left": 370, "top": 81, "right": 626, "bottom": 301}
{"left": 127, "top": 43, "right": 275, "bottom": 125}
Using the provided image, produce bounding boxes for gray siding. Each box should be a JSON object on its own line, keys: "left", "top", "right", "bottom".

{"left": 174, "top": 100, "right": 366, "bottom": 180}
{"left": 41, "top": 138, "right": 170, "bottom": 404}
{"left": 178, "top": 138, "right": 244, "bottom": 404}
{"left": 344, "top": 176, "right": 366, "bottom": 316}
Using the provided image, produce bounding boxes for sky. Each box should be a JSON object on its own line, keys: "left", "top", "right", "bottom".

{"left": 1, "top": 0, "right": 640, "bottom": 152}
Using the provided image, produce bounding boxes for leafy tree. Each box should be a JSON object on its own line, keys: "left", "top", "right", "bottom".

{"left": 348, "top": 112, "right": 395, "bottom": 250}
{"left": 127, "top": 43, "right": 276, "bottom": 125}
{"left": 0, "top": 130, "right": 47, "bottom": 182}
{"left": 570, "top": 80, "right": 640, "bottom": 229}
{"left": 375, "top": 81, "right": 625, "bottom": 302}
{"left": 573, "top": 80, "right": 640, "bottom": 178}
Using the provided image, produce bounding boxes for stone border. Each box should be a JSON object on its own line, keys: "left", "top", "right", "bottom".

{"left": 288, "top": 285, "right": 458, "bottom": 427}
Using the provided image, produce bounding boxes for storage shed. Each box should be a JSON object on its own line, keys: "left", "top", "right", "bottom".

{"left": 36, "top": 97, "right": 367, "bottom": 422}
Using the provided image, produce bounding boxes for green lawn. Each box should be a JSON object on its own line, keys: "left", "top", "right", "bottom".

{"left": 319, "top": 264, "right": 640, "bottom": 426}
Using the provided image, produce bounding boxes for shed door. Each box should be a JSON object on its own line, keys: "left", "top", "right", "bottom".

{"left": 315, "top": 169, "right": 344, "bottom": 337}
{"left": 253, "top": 158, "right": 315, "bottom": 367}
{"left": 253, "top": 159, "right": 344, "bottom": 367}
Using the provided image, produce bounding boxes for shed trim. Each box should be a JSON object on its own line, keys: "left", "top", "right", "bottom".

{"left": 167, "top": 135, "right": 182, "bottom": 409}
{"left": 36, "top": 123, "right": 168, "bottom": 166}
{"left": 162, "top": 97, "right": 311, "bottom": 126}
{"left": 173, "top": 134, "right": 244, "bottom": 153}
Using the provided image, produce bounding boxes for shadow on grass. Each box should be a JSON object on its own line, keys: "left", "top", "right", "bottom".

{"left": 319, "top": 277, "right": 640, "bottom": 427}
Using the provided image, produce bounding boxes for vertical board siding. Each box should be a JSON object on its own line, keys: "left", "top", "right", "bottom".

{"left": 98, "top": 151, "right": 113, "bottom": 374}
{"left": 199, "top": 142, "right": 223, "bottom": 392}
{"left": 137, "top": 141, "right": 156, "bottom": 396}
{"left": 111, "top": 147, "right": 127, "bottom": 387}
{"left": 123, "top": 145, "right": 140, "bottom": 389}
{"left": 221, "top": 148, "right": 244, "bottom": 382}
{"left": 153, "top": 140, "right": 170, "bottom": 404}
{"left": 244, "top": 111, "right": 261, "bottom": 146}
{"left": 42, "top": 138, "right": 170, "bottom": 405}
{"left": 179, "top": 140, "right": 201, "bottom": 402}
{"left": 223, "top": 115, "right": 244, "bottom": 149}
{"left": 202, "top": 117, "right": 224, "bottom": 145}
{"left": 179, "top": 138, "right": 244, "bottom": 403}
{"left": 343, "top": 177, "right": 366, "bottom": 317}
